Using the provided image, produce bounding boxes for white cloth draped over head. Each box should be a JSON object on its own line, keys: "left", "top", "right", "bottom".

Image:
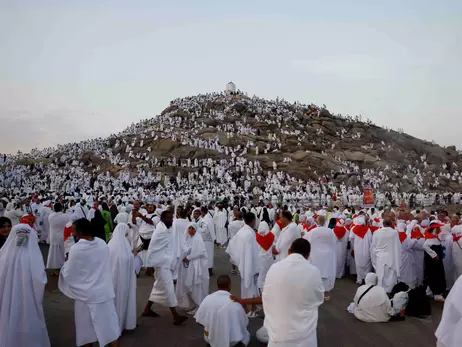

{"left": 0, "top": 223, "right": 50, "bottom": 347}
{"left": 59, "top": 237, "right": 115, "bottom": 303}
{"left": 176, "top": 222, "right": 209, "bottom": 308}
{"left": 258, "top": 221, "right": 270, "bottom": 236}
{"left": 194, "top": 290, "right": 250, "bottom": 347}
{"left": 107, "top": 223, "right": 137, "bottom": 331}
{"left": 146, "top": 221, "right": 175, "bottom": 269}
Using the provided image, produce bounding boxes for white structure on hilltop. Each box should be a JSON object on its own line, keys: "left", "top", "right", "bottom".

{"left": 226, "top": 81, "right": 236, "bottom": 93}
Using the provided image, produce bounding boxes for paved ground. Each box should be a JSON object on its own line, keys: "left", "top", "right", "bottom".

{"left": 42, "top": 245, "right": 443, "bottom": 347}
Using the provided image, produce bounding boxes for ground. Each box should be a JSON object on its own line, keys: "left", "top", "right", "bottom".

{"left": 42, "top": 245, "right": 443, "bottom": 347}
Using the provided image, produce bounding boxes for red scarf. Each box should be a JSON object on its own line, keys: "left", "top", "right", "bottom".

{"left": 63, "top": 224, "right": 73, "bottom": 242}
{"left": 304, "top": 224, "right": 316, "bottom": 232}
{"left": 453, "top": 234, "right": 462, "bottom": 242}
{"left": 410, "top": 226, "right": 423, "bottom": 240}
{"left": 256, "top": 232, "right": 275, "bottom": 252}
{"left": 424, "top": 231, "right": 439, "bottom": 240}
{"left": 276, "top": 220, "right": 283, "bottom": 230}
{"left": 333, "top": 226, "right": 347, "bottom": 240}
{"left": 398, "top": 232, "right": 407, "bottom": 243}
{"left": 352, "top": 225, "right": 370, "bottom": 239}
{"left": 369, "top": 226, "right": 380, "bottom": 233}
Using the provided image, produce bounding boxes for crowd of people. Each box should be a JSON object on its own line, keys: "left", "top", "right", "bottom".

{"left": 0, "top": 193, "right": 461, "bottom": 346}
{"left": 1, "top": 90, "right": 462, "bottom": 346}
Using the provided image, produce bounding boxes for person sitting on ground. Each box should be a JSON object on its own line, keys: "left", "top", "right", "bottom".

{"left": 194, "top": 274, "right": 250, "bottom": 347}
{"left": 349, "top": 273, "right": 406, "bottom": 323}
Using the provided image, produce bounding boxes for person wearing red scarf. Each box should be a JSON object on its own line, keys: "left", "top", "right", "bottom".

{"left": 423, "top": 221, "right": 446, "bottom": 301}
{"left": 396, "top": 223, "right": 417, "bottom": 288}
{"left": 349, "top": 215, "right": 373, "bottom": 284}
{"left": 333, "top": 219, "right": 348, "bottom": 279}
{"left": 452, "top": 225, "right": 462, "bottom": 281}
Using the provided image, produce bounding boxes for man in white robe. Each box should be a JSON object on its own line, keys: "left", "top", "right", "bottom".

{"left": 176, "top": 222, "right": 209, "bottom": 315}
{"left": 333, "top": 218, "right": 349, "bottom": 278}
{"left": 59, "top": 218, "right": 120, "bottom": 347}
{"left": 172, "top": 208, "right": 190, "bottom": 280}
{"left": 213, "top": 203, "right": 229, "bottom": 247}
{"left": 0, "top": 223, "right": 50, "bottom": 347}
{"left": 370, "top": 219, "right": 401, "bottom": 293}
{"left": 352, "top": 273, "right": 398, "bottom": 323}
{"left": 452, "top": 225, "right": 462, "bottom": 279}
{"left": 107, "top": 223, "right": 137, "bottom": 332}
{"left": 226, "top": 212, "right": 260, "bottom": 316}
{"left": 397, "top": 223, "right": 417, "bottom": 288}
{"left": 272, "top": 210, "right": 300, "bottom": 262}
{"left": 194, "top": 275, "right": 250, "bottom": 347}
{"left": 349, "top": 215, "right": 373, "bottom": 284}
{"left": 228, "top": 211, "right": 244, "bottom": 240}
{"left": 263, "top": 238, "right": 324, "bottom": 347}
{"left": 143, "top": 210, "right": 188, "bottom": 325}
{"left": 46, "top": 202, "right": 70, "bottom": 273}
{"left": 303, "top": 215, "right": 337, "bottom": 300}
{"left": 435, "top": 273, "right": 462, "bottom": 347}
{"left": 200, "top": 206, "right": 216, "bottom": 276}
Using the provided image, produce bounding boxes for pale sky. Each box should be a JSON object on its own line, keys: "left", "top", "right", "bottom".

{"left": 1, "top": 0, "right": 461, "bottom": 154}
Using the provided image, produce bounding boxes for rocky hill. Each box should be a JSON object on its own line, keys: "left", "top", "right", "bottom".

{"left": 8, "top": 91, "right": 462, "bottom": 193}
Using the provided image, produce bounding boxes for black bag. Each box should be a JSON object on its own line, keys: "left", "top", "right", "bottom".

{"left": 405, "top": 285, "right": 431, "bottom": 317}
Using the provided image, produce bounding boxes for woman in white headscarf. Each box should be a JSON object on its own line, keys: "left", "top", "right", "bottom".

{"left": 256, "top": 221, "right": 274, "bottom": 291}
{"left": 0, "top": 223, "right": 50, "bottom": 347}
{"left": 175, "top": 222, "right": 209, "bottom": 315}
{"left": 107, "top": 223, "right": 137, "bottom": 332}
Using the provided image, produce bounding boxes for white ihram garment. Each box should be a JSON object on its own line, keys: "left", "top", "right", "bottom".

{"left": 263, "top": 253, "right": 324, "bottom": 347}
{"left": 0, "top": 224, "right": 50, "bottom": 347}
{"left": 176, "top": 229, "right": 209, "bottom": 309}
{"left": 194, "top": 290, "right": 250, "bottom": 347}
{"left": 201, "top": 214, "right": 216, "bottom": 268}
{"left": 349, "top": 225, "right": 373, "bottom": 283}
{"left": 435, "top": 274, "right": 462, "bottom": 347}
{"left": 226, "top": 224, "right": 260, "bottom": 298}
{"left": 398, "top": 234, "right": 417, "bottom": 287}
{"left": 172, "top": 218, "right": 189, "bottom": 280}
{"left": 59, "top": 237, "right": 120, "bottom": 347}
{"left": 146, "top": 222, "right": 178, "bottom": 307}
{"left": 46, "top": 211, "right": 70, "bottom": 269}
{"left": 452, "top": 226, "right": 462, "bottom": 279}
{"left": 107, "top": 223, "right": 137, "bottom": 331}
{"left": 275, "top": 222, "right": 300, "bottom": 262}
{"left": 228, "top": 220, "right": 245, "bottom": 240}
{"left": 370, "top": 227, "right": 401, "bottom": 293}
{"left": 304, "top": 226, "right": 337, "bottom": 292}
{"left": 335, "top": 228, "right": 349, "bottom": 278}
{"left": 214, "top": 210, "right": 228, "bottom": 246}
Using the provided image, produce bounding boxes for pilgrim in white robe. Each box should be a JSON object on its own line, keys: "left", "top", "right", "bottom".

{"left": 194, "top": 290, "right": 250, "bottom": 347}
{"left": 46, "top": 211, "right": 70, "bottom": 269}
{"left": 452, "top": 225, "right": 462, "bottom": 279}
{"left": 172, "top": 218, "right": 189, "bottom": 280}
{"left": 349, "top": 219, "right": 373, "bottom": 284}
{"left": 333, "top": 222, "right": 349, "bottom": 278}
{"left": 59, "top": 237, "right": 120, "bottom": 347}
{"left": 263, "top": 253, "right": 324, "bottom": 347}
{"left": 108, "top": 223, "right": 137, "bottom": 332}
{"left": 176, "top": 224, "right": 209, "bottom": 310}
{"left": 256, "top": 221, "right": 275, "bottom": 290}
{"left": 397, "top": 226, "right": 417, "bottom": 288}
{"left": 439, "top": 225, "right": 455, "bottom": 289}
{"left": 409, "top": 224, "right": 426, "bottom": 286}
{"left": 370, "top": 227, "right": 401, "bottom": 293}
{"left": 352, "top": 273, "right": 397, "bottom": 323}
{"left": 146, "top": 222, "right": 177, "bottom": 307}
{"left": 228, "top": 219, "right": 245, "bottom": 240}
{"left": 304, "top": 226, "right": 337, "bottom": 292}
{"left": 214, "top": 209, "right": 228, "bottom": 246}
{"left": 435, "top": 274, "right": 462, "bottom": 347}
{"left": 226, "top": 224, "right": 260, "bottom": 298}
{"left": 0, "top": 224, "right": 50, "bottom": 347}
{"left": 200, "top": 213, "right": 216, "bottom": 269}
{"left": 274, "top": 222, "right": 300, "bottom": 262}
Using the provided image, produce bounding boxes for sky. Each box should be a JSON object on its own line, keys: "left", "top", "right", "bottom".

{"left": 1, "top": 0, "right": 461, "bottom": 154}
